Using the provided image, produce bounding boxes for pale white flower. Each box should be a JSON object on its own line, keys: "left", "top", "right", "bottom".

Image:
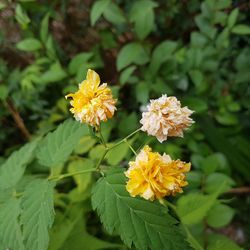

{"left": 140, "top": 95, "right": 194, "bottom": 142}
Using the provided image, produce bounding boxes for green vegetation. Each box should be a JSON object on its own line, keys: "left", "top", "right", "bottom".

{"left": 0, "top": 0, "right": 250, "bottom": 249}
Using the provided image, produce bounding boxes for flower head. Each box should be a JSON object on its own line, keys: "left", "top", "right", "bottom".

{"left": 140, "top": 95, "right": 194, "bottom": 143}
{"left": 65, "top": 69, "right": 116, "bottom": 127}
{"left": 125, "top": 145, "right": 190, "bottom": 201}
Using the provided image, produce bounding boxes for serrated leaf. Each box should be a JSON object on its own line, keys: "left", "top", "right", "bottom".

{"left": 21, "top": 179, "right": 55, "bottom": 250}
{"left": 0, "top": 198, "right": 25, "bottom": 250}
{"left": 37, "top": 119, "right": 89, "bottom": 167}
{"left": 16, "top": 38, "right": 42, "bottom": 51}
{"left": 90, "top": 0, "right": 111, "bottom": 26}
{"left": 92, "top": 168, "right": 191, "bottom": 250}
{"left": 0, "top": 139, "right": 39, "bottom": 190}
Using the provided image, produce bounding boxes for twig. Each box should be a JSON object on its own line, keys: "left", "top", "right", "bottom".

{"left": 227, "top": 187, "right": 250, "bottom": 194}
{"left": 4, "top": 99, "right": 31, "bottom": 140}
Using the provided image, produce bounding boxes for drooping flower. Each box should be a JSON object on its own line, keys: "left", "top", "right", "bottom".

{"left": 140, "top": 95, "right": 194, "bottom": 143}
{"left": 65, "top": 69, "right": 116, "bottom": 127}
{"left": 125, "top": 145, "right": 190, "bottom": 201}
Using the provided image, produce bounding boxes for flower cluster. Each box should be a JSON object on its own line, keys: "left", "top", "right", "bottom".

{"left": 125, "top": 146, "right": 190, "bottom": 200}
{"left": 66, "top": 69, "right": 194, "bottom": 201}
{"left": 66, "top": 69, "right": 116, "bottom": 127}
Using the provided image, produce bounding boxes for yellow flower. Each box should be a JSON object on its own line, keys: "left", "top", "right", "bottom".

{"left": 65, "top": 69, "right": 116, "bottom": 127}
{"left": 140, "top": 95, "right": 194, "bottom": 143}
{"left": 125, "top": 145, "right": 190, "bottom": 201}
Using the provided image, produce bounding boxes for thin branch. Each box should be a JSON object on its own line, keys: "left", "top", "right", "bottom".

{"left": 4, "top": 99, "right": 31, "bottom": 140}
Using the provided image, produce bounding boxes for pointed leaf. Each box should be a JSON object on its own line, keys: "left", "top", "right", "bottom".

{"left": 0, "top": 139, "right": 39, "bottom": 190}
{"left": 36, "top": 119, "right": 88, "bottom": 167}
{"left": 92, "top": 168, "right": 191, "bottom": 250}
{"left": 21, "top": 179, "right": 55, "bottom": 250}
{"left": 0, "top": 198, "right": 25, "bottom": 250}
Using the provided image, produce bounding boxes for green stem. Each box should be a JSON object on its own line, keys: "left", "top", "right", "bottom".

{"left": 109, "top": 128, "right": 141, "bottom": 150}
{"left": 48, "top": 129, "right": 141, "bottom": 182}
{"left": 99, "top": 126, "right": 107, "bottom": 148}
{"left": 96, "top": 148, "right": 109, "bottom": 171}
{"left": 162, "top": 200, "right": 204, "bottom": 250}
{"left": 48, "top": 168, "right": 97, "bottom": 181}
{"left": 124, "top": 139, "right": 137, "bottom": 156}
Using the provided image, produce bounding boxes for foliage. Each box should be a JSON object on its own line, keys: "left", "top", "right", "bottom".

{"left": 0, "top": 0, "right": 250, "bottom": 249}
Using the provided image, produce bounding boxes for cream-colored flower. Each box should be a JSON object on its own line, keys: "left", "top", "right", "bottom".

{"left": 65, "top": 69, "right": 116, "bottom": 127}
{"left": 125, "top": 145, "right": 191, "bottom": 201}
{"left": 140, "top": 95, "right": 194, "bottom": 142}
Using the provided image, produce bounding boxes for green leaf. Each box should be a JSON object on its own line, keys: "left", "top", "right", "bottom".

{"left": 69, "top": 52, "right": 93, "bottom": 75}
{"left": 15, "top": 4, "right": 30, "bottom": 28}
{"left": 207, "top": 203, "right": 234, "bottom": 228}
{"left": 92, "top": 168, "right": 191, "bottom": 250}
{"left": 215, "top": 112, "right": 238, "bottom": 125}
{"left": 74, "top": 136, "right": 96, "bottom": 155}
{"left": 201, "top": 154, "right": 222, "bottom": 174}
{"left": 129, "top": 0, "right": 157, "bottom": 39}
{"left": 16, "top": 38, "right": 42, "bottom": 51}
{"left": 40, "top": 62, "right": 67, "bottom": 84}
{"left": 207, "top": 234, "right": 243, "bottom": 250}
{"left": 186, "top": 171, "right": 202, "bottom": 189}
{"left": 103, "top": 2, "right": 126, "bottom": 25}
{"left": 204, "top": 173, "right": 235, "bottom": 194}
{"left": 232, "top": 24, "right": 250, "bottom": 35}
{"left": 89, "top": 145, "right": 106, "bottom": 160}
{"left": 46, "top": 35, "right": 57, "bottom": 59}
{"left": 135, "top": 82, "right": 149, "bottom": 103}
{"left": 199, "top": 117, "right": 250, "bottom": 179}
{"left": 21, "top": 179, "right": 55, "bottom": 250}
{"left": 189, "top": 70, "right": 208, "bottom": 93}
{"left": 68, "top": 158, "right": 93, "bottom": 192}
{"left": 184, "top": 97, "right": 208, "bottom": 113}
{"left": 90, "top": 0, "right": 111, "bottom": 26}
{"left": 149, "top": 41, "right": 178, "bottom": 75}
{"left": 106, "top": 140, "right": 133, "bottom": 165}
{"left": 50, "top": 204, "right": 121, "bottom": 250}
{"left": 40, "top": 13, "right": 50, "bottom": 43}
{"left": 0, "top": 85, "right": 8, "bottom": 101}
{"left": 0, "top": 139, "right": 38, "bottom": 190}
{"left": 0, "top": 198, "right": 25, "bottom": 250}
{"left": 120, "top": 66, "right": 136, "bottom": 85}
{"left": 0, "top": 3, "right": 6, "bottom": 10}
{"left": 177, "top": 182, "right": 225, "bottom": 225}
{"left": 228, "top": 8, "right": 239, "bottom": 29}
{"left": 117, "top": 42, "right": 149, "bottom": 71}
{"left": 36, "top": 119, "right": 89, "bottom": 167}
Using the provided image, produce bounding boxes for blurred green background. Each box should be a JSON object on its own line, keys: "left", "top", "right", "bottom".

{"left": 0, "top": 0, "right": 250, "bottom": 249}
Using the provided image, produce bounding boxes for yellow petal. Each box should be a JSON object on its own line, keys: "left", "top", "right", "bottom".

{"left": 86, "top": 69, "right": 100, "bottom": 88}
